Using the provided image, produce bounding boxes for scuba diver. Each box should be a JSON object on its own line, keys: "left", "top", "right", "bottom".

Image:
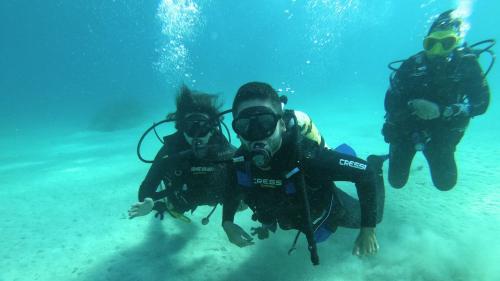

{"left": 222, "top": 82, "right": 385, "bottom": 265}
{"left": 383, "top": 9, "right": 493, "bottom": 191}
{"left": 128, "top": 85, "right": 235, "bottom": 224}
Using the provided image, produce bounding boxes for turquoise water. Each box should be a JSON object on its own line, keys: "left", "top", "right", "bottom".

{"left": 1, "top": 1, "right": 499, "bottom": 281}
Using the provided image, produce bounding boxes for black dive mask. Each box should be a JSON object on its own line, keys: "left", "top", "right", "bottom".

{"left": 182, "top": 113, "right": 213, "bottom": 138}
{"left": 232, "top": 106, "right": 281, "bottom": 141}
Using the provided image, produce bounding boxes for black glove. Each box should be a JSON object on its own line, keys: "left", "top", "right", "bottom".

{"left": 153, "top": 202, "right": 167, "bottom": 220}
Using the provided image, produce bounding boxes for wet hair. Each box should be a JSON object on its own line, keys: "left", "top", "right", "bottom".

{"left": 232, "top": 82, "right": 283, "bottom": 117}
{"left": 167, "top": 85, "right": 222, "bottom": 131}
{"left": 428, "top": 9, "right": 462, "bottom": 35}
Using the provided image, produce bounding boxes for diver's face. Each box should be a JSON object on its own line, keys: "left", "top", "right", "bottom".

{"left": 233, "top": 100, "right": 285, "bottom": 168}
{"left": 182, "top": 113, "right": 213, "bottom": 146}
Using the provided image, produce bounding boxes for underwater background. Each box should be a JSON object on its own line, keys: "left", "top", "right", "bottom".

{"left": 1, "top": 0, "right": 499, "bottom": 280}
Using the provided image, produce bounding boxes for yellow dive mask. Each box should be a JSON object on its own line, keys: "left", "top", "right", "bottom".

{"left": 423, "top": 30, "right": 460, "bottom": 57}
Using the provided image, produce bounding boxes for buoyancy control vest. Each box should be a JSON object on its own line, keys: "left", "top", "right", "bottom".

{"left": 160, "top": 132, "right": 235, "bottom": 214}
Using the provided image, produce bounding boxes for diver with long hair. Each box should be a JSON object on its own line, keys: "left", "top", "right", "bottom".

{"left": 128, "top": 85, "right": 235, "bottom": 224}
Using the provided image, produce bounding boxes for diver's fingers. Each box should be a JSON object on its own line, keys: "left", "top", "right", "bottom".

{"left": 241, "top": 231, "right": 254, "bottom": 241}
{"left": 367, "top": 240, "right": 379, "bottom": 255}
{"left": 352, "top": 245, "right": 360, "bottom": 256}
{"left": 250, "top": 227, "right": 259, "bottom": 236}
{"left": 232, "top": 237, "right": 252, "bottom": 247}
{"left": 368, "top": 243, "right": 376, "bottom": 255}
{"left": 130, "top": 203, "right": 142, "bottom": 209}
{"left": 374, "top": 240, "right": 380, "bottom": 252}
{"left": 129, "top": 205, "right": 140, "bottom": 211}
{"left": 128, "top": 208, "right": 139, "bottom": 215}
{"left": 238, "top": 239, "right": 255, "bottom": 247}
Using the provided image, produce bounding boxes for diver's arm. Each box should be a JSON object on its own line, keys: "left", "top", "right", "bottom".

{"left": 305, "top": 148, "right": 377, "bottom": 227}
{"left": 222, "top": 168, "right": 254, "bottom": 247}
{"left": 385, "top": 58, "right": 416, "bottom": 123}
{"left": 222, "top": 169, "right": 241, "bottom": 224}
{"left": 129, "top": 144, "right": 171, "bottom": 219}
{"left": 138, "top": 144, "right": 170, "bottom": 202}
{"left": 451, "top": 58, "right": 490, "bottom": 118}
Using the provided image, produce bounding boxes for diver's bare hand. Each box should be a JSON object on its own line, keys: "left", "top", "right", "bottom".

{"left": 352, "top": 227, "right": 379, "bottom": 257}
{"left": 408, "top": 99, "right": 441, "bottom": 120}
{"left": 223, "top": 221, "right": 254, "bottom": 247}
{"left": 128, "top": 198, "right": 154, "bottom": 219}
{"left": 250, "top": 226, "right": 270, "bottom": 240}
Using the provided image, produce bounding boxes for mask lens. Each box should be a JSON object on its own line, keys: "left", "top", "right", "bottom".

{"left": 424, "top": 38, "right": 438, "bottom": 50}
{"left": 233, "top": 109, "right": 279, "bottom": 141}
{"left": 441, "top": 36, "right": 457, "bottom": 50}
{"left": 232, "top": 118, "right": 250, "bottom": 136}
{"left": 256, "top": 114, "right": 277, "bottom": 133}
{"left": 183, "top": 114, "right": 212, "bottom": 138}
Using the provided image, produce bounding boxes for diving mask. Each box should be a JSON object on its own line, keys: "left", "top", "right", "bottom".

{"left": 232, "top": 106, "right": 282, "bottom": 141}
{"left": 423, "top": 30, "right": 460, "bottom": 57}
{"left": 182, "top": 113, "right": 213, "bottom": 138}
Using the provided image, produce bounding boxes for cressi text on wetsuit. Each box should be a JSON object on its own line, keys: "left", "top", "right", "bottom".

{"left": 223, "top": 135, "right": 384, "bottom": 235}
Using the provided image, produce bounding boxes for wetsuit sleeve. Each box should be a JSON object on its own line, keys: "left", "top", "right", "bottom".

{"left": 384, "top": 58, "right": 416, "bottom": 124}
{"left": 138, "top": 145, "right": 170, "bottom": 202}
{"left": 222, "top": 164, "right": 243, "bottom": 223}
{"left": 456, "top": 57, "right": 490, "bottom": 117}
{"left": 304, "top": 148, "right": 378, "bottom": 227}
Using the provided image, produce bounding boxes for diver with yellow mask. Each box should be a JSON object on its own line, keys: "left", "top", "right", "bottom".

{"left": 382, "top": 9, "right": 493, "bottom": 190}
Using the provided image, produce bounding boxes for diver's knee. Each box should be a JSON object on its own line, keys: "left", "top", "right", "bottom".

{"left": 388, "top": 175, "right": 407, "bottom": 189}
{"left": 432, "top": 171, "right": 457, "bottom": 191}
{"left": 434, "top": 180, "right": 456, "bottom": 191}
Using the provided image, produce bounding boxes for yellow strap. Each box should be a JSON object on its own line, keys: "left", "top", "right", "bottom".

{"left": 167, "top": 208, "right": 192, "bottom": 223}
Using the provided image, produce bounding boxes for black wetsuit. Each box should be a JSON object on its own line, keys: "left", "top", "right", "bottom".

{"left": 383, "top": 48, "right": 490, "bottom": 190}
{"left": 138, "top": 131, "right": 235, "bottom": 215}
{"left": 223, "top": 135, "right": 385, "bottom": 235}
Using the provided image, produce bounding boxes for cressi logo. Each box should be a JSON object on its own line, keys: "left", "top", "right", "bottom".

{"left": 253, "top": 178, "right": 283, "bottom": 187}
{"left": 191, "top": 166, "right": 215, "bottom": 173}
{"left": 339, "top": 159, "right": 367, "bottom": 170}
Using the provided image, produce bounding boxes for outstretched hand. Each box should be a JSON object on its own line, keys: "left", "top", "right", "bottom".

{"left": 250, "top": 226, "right": 270, "bottom": 240}
{"left": 408, "top": 99, "right": 441, "bottom": 120}
{"left": 223, "top": 221, "right": 254, "bottom": 247}
{"left": 128, "top": 198, "right": 154, "bottom": 219}
{"left": 353, "top": 227, "right": 379, "bottom": 257}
